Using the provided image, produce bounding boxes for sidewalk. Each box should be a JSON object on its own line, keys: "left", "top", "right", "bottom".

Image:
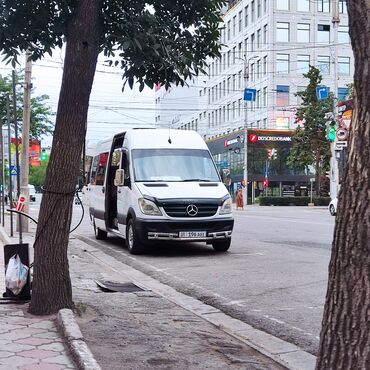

{"left": 0, "top": 215, "right": 287, "bottom": 370}
{"left": 0, "top": 221, "right": 76, "bottom": 370}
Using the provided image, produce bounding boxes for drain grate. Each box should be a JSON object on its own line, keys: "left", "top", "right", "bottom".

{"left": 95, "top": 280, "right": 145, "bottom": 293}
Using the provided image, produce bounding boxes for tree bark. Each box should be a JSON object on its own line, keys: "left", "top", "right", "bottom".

{"left": 315, "top": 1, "right": 370, "bottom": 369}
{"left": 29, "top": 0, "right": 102, "bottom": 315}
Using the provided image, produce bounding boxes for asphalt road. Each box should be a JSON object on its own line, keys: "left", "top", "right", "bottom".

{"left": 30, "top": 196, "right": 335, "bottom": 355}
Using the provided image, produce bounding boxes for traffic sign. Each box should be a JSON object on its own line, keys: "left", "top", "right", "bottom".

{"left": 316, "top": 86, "right": 329, "bottom": 101}
{"left": 10, "top": 165, "right": 18, "bottom": 176}
{"left": 336, "top": 128, "right": 349, "bottom": 141}
{"left": 244, "top": 88, "right": 257, "bottom": 101}
{"left": 335, "top": 141, "right": 348, "bottom": 150}
{"left": 16, "top": 195, "right": 26, "bottom": 212}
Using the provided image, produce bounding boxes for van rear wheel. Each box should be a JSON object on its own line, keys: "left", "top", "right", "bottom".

{"left": 212, "top": 239, "right": 231, "bottom": 252}
{"left": 126, "top": 219, "right": 145, "bottom": 254}
{"left": 94, "top": 219, "right": 107, "bottom": 240}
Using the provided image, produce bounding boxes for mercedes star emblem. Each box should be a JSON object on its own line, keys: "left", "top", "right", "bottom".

{"left": 186, "top": 204, "right": 198, "bottom": 217}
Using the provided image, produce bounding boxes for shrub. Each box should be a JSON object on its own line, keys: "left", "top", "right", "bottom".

{"left": 258, "top": 196, "right": 331, "bottom": 206}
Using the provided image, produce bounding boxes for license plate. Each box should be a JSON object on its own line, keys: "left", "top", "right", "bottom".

{"left": 179, "top": 231, "right": 206, "bottom": 238}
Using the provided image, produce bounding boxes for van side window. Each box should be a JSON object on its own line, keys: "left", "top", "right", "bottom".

{"left": 95, "top": 152, "right": 109, "bottom": 186}
{"left": 90, "top": 155, "right": 99, "bottom": 185}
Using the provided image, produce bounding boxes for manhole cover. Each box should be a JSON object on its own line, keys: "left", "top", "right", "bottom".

{"left": 95, "top": 280, "right": 145, "bottom": 293}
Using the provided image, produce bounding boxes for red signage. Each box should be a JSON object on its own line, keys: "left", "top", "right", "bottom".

{"left": 249, "top": 134, "right": 258, "bottom": 143}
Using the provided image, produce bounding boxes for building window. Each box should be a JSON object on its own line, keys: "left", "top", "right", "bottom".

{"left": 227, "top": 50, "right": 231, "bottom": 68}
{"left": 338, "top": 57, "right": 350, "bottom": 75}
{"left": 232, "top": 46, "right": 236, "bottom": 64}
{"left": 276, "top": 53, "right": 289, "bottom": 74}
{"left": 227, "top": 77, "right": 231, "bottom": 94}
{"left": 227, "top": 20, "right": 231, "bottom": 40}
{"left": 232, "top": 74, "right": 236, "bottom": 91}
{"left": 263, "top": 24, "right": 268, "bottom": 44}
{"left": 296, "top": 86, "right": 306, "bottom": 105}
{"left": 276, "top": 22, "right": 290, "bottom": 42}
{"left": 245, "top": 5, "right": 249, "bottom": 27}
{"left": 317, "top": 24, "right": 330, "bottom": 43}
{"left": 232, "top": 101, "right": 236, "bottom": 119}
{"left": 297, "top": 23, "right": 310, "bottom": 43}
{"left": 238, "top": 11, "right": 242, "bottom": 32}
{"left": 339, "top": 0, "right": 347, "bottom": 13}
{"left": 318, "top": 0, "right": 330, "bottom": 12}
{"left": 250, "top": 63, "right": 255, "bottom": 81}
{"left": 257, "top": 29, "right": 262, "bottom": 48}
{"left": 263, "top": 55, "right": 267, "bottom": 75}
{"left": 257, "top": 0, "right": 262, "bottom": 17}
{"left": 227, "top": 104, "right": 230, "bottom": 120}
{"left": 232, "top": 15, "right": 236, "bottom": 36}
{"left": 317, "top": 55, "right": 330, "bottom": 75}
{"left": 338, "top": 26, "right": 350, "bottom": 44}
{"left": 238, "top": 70, "right": 242, "bottom": 88}
{"left": 256, "top": 90, "right": 261, "bottom": 108}
{"left": 219, "top": 82, "right": 222, "bottom": 99}
{"left": 251, "top": 33, "right": 255, "bottom": 51}
{"left": 223, "top": 80, "right": 226, "bottom": 96}
{"left": 222, "top": 106, "right": 226, "bottom": 121}
{"left": 297, "top": 0, "right": 309, "bottom": 11}
{"left": 251, "top": 0, "right": 255, "bottom": 22}
{"left": 297, "top": 55, "right": 310, "bottom": 74}
{"left": 244, "top": 37, "right": 249, "bottom": 54}
{"left": 238, "top": 42, "right": 242, "bottom": 59}
{"left": 263, "top": 87, "right": 267, "bottom": 107}
{"left": 263, "top": 118, "right": 267, "bottom": 128}
{"left": 338, "top": 87, "right": 348, "bottom": 101}
{"left": 276, "top": 0, "right": 289, "bottom": 10}
{"left": 257, "top": 59, "right": 261, "bottom": 78}
{"left": 276, "top": 85, "right": 289, "bottom": 106}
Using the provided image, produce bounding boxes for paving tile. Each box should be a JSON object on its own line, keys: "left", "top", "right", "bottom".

{"left": 19, "top": 349, "right": 58, "bottom": 359}
{"left": 1, "top": 342, "right": 34, "bottom": 353}
{"left": 16, "top": 337, "right": 54, "bottom": 346}
{"left": 38, "top": 342, "right": 67, "bottom": 352}
{"left": 33, "top": 332, "right": 62, "bottom": 340}
{"left": 42, "top": 354, "right": 75, "bottom": 367}
{"left": 0, "top": 331, "right": 32, "bottom": 341}
{"left": 13, "top": 328, "right": 48, "bottom": 336}
{"left": 0, "top": 350, "right": 13, "bottom": 358}
{"left": 0, "top": 355, "right": 39, "bottom": 369}
{"left": 29, "top": 321, "right": 57, "bottom": 330}
{"left": 20, "top": 363, "right": 65, "bottom": 370}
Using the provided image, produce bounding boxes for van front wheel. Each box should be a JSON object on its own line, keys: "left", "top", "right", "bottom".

{"left": 94, "top": 220, "right": 107, "bottom": 240}
{"left": 212, "top": 239, "right": 231, "bottom": 252}
{"left": 126, "top": 219, "right": 145, "bottom": 254}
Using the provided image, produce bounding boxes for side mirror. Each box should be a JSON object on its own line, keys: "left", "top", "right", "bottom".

{"left": 114, "top": 169, "right": 125, "bottom": 187}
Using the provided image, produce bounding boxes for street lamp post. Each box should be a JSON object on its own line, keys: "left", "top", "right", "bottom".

{"left": 242, "top": 55, "right": 259, "bottom": 207}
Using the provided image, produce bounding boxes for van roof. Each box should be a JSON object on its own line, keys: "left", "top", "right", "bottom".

{"left": 92, "top": 129, "right": 207, "bottom": 154}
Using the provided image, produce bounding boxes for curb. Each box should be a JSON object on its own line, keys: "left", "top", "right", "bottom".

{"left": 57, "top": 309, "right": 102, "bottom": 370}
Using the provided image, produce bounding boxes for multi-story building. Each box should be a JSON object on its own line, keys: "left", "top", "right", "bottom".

{"left": 155, "top": 0, "right": 352, "bottom": 200}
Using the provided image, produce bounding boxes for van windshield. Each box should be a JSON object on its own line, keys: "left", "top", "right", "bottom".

{"left": 132, "top": 149, "right": 220, "bottom": 182}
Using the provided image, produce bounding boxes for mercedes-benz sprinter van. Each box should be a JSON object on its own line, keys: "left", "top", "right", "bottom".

{"left": 87, "top": 129, "right": 234, "bottom": 254}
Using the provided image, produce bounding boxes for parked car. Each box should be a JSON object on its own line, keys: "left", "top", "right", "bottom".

{"left": 328, "top": 197, "right": 338, "bottom": 216}
{"left": 28, "top": 185, "right": 36, "bottom": 202}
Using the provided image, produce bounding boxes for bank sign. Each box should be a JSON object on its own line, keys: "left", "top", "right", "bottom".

{"left": 249, "top": 133, "right": 292, "bottom": 143}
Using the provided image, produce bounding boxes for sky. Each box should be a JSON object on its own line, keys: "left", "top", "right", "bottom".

{"left": 0, "top": 49, "right": 156, "bottom": 147}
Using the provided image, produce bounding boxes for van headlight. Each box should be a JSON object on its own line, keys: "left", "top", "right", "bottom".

{"left": 220, "top": 197, "right": 232, "bottom": 215}
{"left": 138, "top": 198, "right": 162, "bottom": 216}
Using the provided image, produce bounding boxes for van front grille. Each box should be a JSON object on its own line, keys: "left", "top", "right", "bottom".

{"left": 163, "top": 203, "right": 218, "bottom": 218}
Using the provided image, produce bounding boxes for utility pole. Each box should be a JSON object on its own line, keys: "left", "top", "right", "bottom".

{"left": 330, "top": 0, "right": 340, "bottom": 200}
{"left": 243, "top": 56, "right": 248, "bottom": 208}
{"left": 12, "top": 70, "right": 22, "bottom": 242}
{"left": 20, "top": 53, "right": 32, "bottom": 232}
{"left": 6, "top": 94, "right": 14, "bottom": 236}
{"left": 0, "top": 119, "right": 4, "bottom": 226}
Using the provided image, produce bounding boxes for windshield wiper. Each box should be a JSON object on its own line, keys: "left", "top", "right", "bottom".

{"left": 182, "top": 179, "right": 212, "bottom": 182}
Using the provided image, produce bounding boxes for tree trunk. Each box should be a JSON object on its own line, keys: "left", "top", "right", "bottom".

{"left": 314, "top": 151, "right": 321, "bottom": 196}
{"left": 315, "top": 2, "right": 370, "bottom": 369}
{"left": 29, "top": 0, "right": 102, "bottom": 315}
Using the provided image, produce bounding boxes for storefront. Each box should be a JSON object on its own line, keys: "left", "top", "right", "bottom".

{"left": 207, "top": 129, "right": 314, "bottom": 203}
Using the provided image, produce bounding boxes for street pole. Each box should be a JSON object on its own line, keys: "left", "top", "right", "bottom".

{"left": 6, "top": 94, "right": 14, "bottom": 236}
{"left": 12, "top": 70, "right": 22, "bottom": 243}
{"left": 0, "top": 119, "right": 4, "bottom": 226}
{"left": 330, "top": 0, "right": 340, "bottom": 200}
{"left": 20, "top": 53, "right": 32, "bottom": 232}
{"left": 243, "top": 56, "right": 248, "bottom": 208}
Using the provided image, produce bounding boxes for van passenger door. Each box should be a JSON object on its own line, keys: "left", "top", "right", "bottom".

{"left": 117, "top": 149, "right": 130, "bottom": 236}
{"left": 89, "top": 152, "right": 109, "bottom": 230}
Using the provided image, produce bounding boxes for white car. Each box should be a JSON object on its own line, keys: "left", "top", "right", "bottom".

{"left": 329, "top": 197, "right": 338, "bottom": 216}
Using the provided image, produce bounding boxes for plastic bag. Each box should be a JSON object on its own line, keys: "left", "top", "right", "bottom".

{"left": 5, "top": 254, "right": 29, "bottom": 295}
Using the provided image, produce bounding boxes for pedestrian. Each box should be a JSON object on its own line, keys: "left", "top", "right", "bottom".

{"left": 236, "top": 189, "right": 243, "bottom": 210}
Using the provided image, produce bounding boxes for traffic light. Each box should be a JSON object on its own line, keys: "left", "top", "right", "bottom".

{"left": 263, "top": 179, "right": 269, "bottom": 188}
{"left": 41, "top": 149, "right": 47, "bottom": 161}
{"left": 326, "top": 121, "right": 337, "bottom": 142}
